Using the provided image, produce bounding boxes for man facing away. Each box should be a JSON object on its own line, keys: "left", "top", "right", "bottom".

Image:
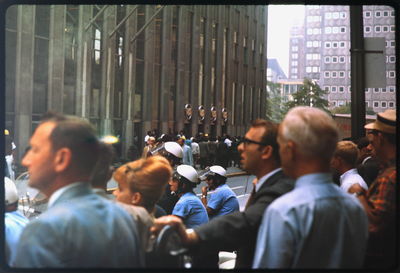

{"left": 330, "top": 140, "right": 368, "bottom": 194}
{"left": 14, "top": 112, "right": 143, "bottom": 268}
{"left": 151, "top": 119, "right": 294, "bottom": 268}
{"left": 253, "top": 106, "right": 368, "bottom": 269}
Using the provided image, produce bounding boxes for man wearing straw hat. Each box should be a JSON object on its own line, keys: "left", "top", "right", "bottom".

{"left": 350, "top": 109, "right": 396, "bottom": 269}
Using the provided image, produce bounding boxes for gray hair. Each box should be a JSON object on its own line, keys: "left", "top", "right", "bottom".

{"left": 281, "top": 106, "right": 339, "bottom": 163}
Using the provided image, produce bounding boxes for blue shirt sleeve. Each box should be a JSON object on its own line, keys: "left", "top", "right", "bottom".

{"left": 172, "top": 199, "right": 189, "bottom": 219}
{"left": 252, "top": 205, "right": 295, "bottom": 268}
{"left": 207, "top": 190, "right": 223, "bottom": 211}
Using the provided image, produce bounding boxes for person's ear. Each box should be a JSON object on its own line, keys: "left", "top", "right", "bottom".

{"left": 286, "top": 141, "right": 296, "bottom": 161}
{"left": 131, "top": 192, "right": 142, "bottom": 206}
{"left": 260, "top": 145, "right": 273, "bottom": 160}
{"left": 54, "top": 148, "right": 72, "bottom": 173}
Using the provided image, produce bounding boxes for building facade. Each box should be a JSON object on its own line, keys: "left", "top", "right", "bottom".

{"left": 288, "top": 5, "right": 396, "bottom": 112}
{"left": 5, "top": 5, "right": 268, "bottom": 161}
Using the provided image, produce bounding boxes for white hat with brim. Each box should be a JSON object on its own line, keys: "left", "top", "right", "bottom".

{"left": 365, "top": 109, "right": 396, "bottom": 134}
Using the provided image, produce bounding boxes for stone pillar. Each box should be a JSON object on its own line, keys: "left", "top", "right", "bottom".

{"left": 100, "top": 6, "right": 116, "bottom": 135}
{"left": 75, "top": 5, "right": 93, "bottom": 119}
{"left": 14, "top": 5, "right": 35, "bottom": 162}
{"left": 47, "top": 5, "right": 66, "bottom": 112}
{"left": 160, "top": 6, "right": 172, "bottom": 134}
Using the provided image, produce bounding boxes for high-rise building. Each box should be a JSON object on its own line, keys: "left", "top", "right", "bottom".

{"left": 4, "top": 5, "right": 268, "bottom": 162}
{"left": 288, "top": 5, "right": 396, "bottom": 113}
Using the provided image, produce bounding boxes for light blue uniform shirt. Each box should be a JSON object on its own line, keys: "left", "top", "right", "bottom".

{"left": 173, "top": 192, "right": 208, "bottom": 228}
{"left": 5, "top": 210, "right": 29, "bottom": 266}
{"left": 207, "top": 184, "right": 239, "bottom": 219}
{"left": 253, "top": 173, "right": 368, "bottom": 269}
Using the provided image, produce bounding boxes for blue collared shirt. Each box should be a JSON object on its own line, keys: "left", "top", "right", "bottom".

{"left": 253, "top": 173, "right": 368, "bottom": 269}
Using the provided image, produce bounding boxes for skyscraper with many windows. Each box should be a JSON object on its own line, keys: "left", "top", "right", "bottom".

{"left": 288, "top": 5, "right": 396, "bottom": 112}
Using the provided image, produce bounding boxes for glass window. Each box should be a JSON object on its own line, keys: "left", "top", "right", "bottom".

{"left": 373, "top": 101, "right": 379, "bottom": 108}
{"left": 324, "top": 71, "right": 330, "bottom": 78}
{"left": 332, "top": 56, "right": 338, "bottom": 63}
{"left": 390, "top": 25, "right": 395, "bottom": 32}
{"left": 331, "top": 86, "right": 337, "bottom": 92}
{"left": 375, "top": 11, "right": 381, "bottom": 17}
{"left": 339, "top": 56, "right": 345, "bottom": 62}
{"left": 389, "top": 71, "right": 395, "bottom": 78}
{"left": 325, "top": 56, "right": 331, "bottom": 63}
{"left": 389, "top": 102, "right": 395, "bottom": 108}
{"left": 381, "top": 101, "right": 387, "bottom": 108}
{"left": 339, "top": 42, "right": 346, "bottom": 48}
{"left": 325, "top": 42, "right": 331, "bottom": 48}
{"left": 332, "top": 42, "right": 338, "bottom": 48}
{"left": 365, "top": 11, "right": 371, "bottom": 17}
{"left": 375, "top": 26, "right": 381, "bottom": 32}
{"left": 383, "top": 26, "right": 389, "bottom": 32}
{"left": 340, "top": 27, "right": 346, "bottom": 33}
{"left": 388, "top": 86, "right": 395, "bottom": 92}
{"left": 383, "top": 11, "right": 389, "bottom": 17}
{"left": 332, "top": 71, "right": 337, "bottom": 78}
{"left": 339, "top": 71, "right": 345, "bottom": 77}
{"left": 338, "top": 86, "right": 345, "bottom": 92}
{"left": 374, "top": 88, "right": 380, "bottom": 93}
{"left": 365, "top": 26, "right": 371, "bottom": 33}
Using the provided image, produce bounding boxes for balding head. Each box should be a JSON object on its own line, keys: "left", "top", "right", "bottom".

{"left": 280, "top": 106, "right": 339, "bottom": 164}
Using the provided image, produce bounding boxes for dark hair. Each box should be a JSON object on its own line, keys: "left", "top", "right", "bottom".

{"left": 251, "top": 119, "right": 281, "bottom": 165}
{"left": 41, "top": 111, "right": 100, "bottom": 177}
{"left": 90, "top": 142, "right": 115, "bottom": 188}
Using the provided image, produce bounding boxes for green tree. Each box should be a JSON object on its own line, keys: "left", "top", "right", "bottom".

{"left": 266, "top": 81, "right": 285, "bottom": 123}
{"left": 284, "top": 78, "right": 330, "bottom": 114}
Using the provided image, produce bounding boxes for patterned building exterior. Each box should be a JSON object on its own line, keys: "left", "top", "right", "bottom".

{"left": 288, "top": 5, "right": 396, "bottom": 112}
{"left": 5, "top": 5, "right": 268, "bottom": 160}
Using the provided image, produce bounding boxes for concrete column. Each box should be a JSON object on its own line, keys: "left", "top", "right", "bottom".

{"left": 100, "top": 6, "right": 116, "bottom": 135}
{"left": 47, "top": 5, "right": 66, "bottom": 112}
{"left": 160, "top": 6, "right": 172, "bottom": 134}
{"left": 190, "top": 8, "right": 200, "bottom": 137}
{"left": 14, "top": 5, "right": 35, "bottom": 161}
{"left": 214, "top": 6, "right": 224, "bottom": 137}
{"left": 142, "top": 6, "right": 157, "bottom": 136}
{"left": 121, "top": 5, "right": 138, "bottom": 155}
{"left": 75, "top": 5, "right": 93, "bottom": 118}
{"left": 203, "top": 6, "right": 213, "bottom": 134}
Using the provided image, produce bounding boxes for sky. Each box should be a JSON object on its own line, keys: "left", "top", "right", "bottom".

{"left": 267, "top": 5, "right": 305, "bottom": 77}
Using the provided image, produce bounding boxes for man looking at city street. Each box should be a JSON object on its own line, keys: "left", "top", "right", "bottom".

{"left": 349, "top": 109, "right": 396, "bottom": 269}
{"left": 253, "top": 106, "right": 368, "bottom": 268}
{"left": 151, "top": 119, "right": 294, "bottom": 268}
{"left": 14, "top": 112, "right": 143, "bottom": 268}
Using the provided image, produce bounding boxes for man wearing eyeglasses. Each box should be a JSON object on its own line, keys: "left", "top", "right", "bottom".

{"left": 151, "top": 119, "right": 294, "bottom": 268}
{"left": 349, "top": 109, "right": 396, "bottom": 269}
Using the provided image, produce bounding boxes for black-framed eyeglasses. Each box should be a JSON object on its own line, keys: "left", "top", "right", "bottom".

{"left": 240, "top": 137, "right": 268, "bottom": 147}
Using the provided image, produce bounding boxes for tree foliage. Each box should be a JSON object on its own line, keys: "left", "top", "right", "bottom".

{"left": 284, "top": 78, "right": 330, "bottom": 114}
{"left": 266, "top": 81, "right": 286, "bottom": 123}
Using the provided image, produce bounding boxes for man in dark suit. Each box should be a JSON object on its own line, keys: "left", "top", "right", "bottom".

{"left": 152, "top": 119, "right": 294, "bottom": 268}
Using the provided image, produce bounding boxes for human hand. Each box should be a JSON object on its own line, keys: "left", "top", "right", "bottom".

{"left": 201, "top": 186, "right": 208, "bottom": 195}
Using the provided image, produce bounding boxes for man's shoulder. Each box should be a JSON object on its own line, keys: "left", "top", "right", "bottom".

{"left": 259, "top": 171, "right": 295, "bottom": 192}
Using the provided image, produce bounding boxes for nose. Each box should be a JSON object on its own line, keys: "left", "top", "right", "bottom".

{"left": 21, "top": 151, "right": 31, "bottom": 167}
{"left": 238, "top": 142, "right": 244, "bottom": 154}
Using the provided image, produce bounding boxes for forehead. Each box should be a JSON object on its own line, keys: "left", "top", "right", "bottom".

{"left": 246, "top": 126, "right": 266, "bottom": 140}
{"left": 31, "top": 122, "right": 56, "bottom": 144}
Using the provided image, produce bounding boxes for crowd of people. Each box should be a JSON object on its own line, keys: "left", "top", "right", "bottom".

{"left": 141, "top": 130, "right": 242, "bottom": 170}
{"left": 3, "top": 107, "right": 396, "bottom": 269}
